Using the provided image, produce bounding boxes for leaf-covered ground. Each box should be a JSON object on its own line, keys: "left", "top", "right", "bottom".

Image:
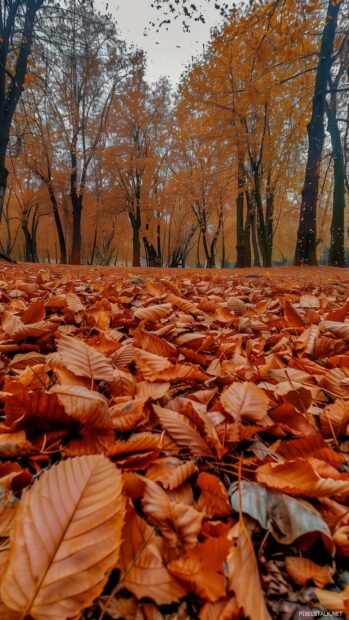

{"left": 0, "top": 264, "right": 348, "bottom": 620}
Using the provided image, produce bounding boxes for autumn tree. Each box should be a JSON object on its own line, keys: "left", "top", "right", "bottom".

{"left": 33, "top": 0, "right": 128, "bottom": 264}
{"left": 107, "top": 52, "right": 171, "bottom": 267}
{"left": 294, "top": 0, "right": 344, "bottom": 265}
{"left": 174, "top": 0, "right": 315, "bottom": 267}
{"left": 0, "top": 0, "right": 44, "bottom": 246}
{"left": 326, "top": 30, "right": 348, "bottom": 266}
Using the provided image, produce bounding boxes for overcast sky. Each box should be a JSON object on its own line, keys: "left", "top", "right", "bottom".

{"left": 95, "top": 0, "right": 223, "bottom": 84}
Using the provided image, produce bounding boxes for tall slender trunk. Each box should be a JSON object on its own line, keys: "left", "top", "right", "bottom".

{"left": 294, "top": 0, "right": 343, "bottom": 265}
{"left": 71, "top": 195, "right": 82, "bottom": 265}
{"left": 0, "top": 164, "right": 8, "bottom": 225}
{"left": 0, "top": 0, "right": 44, "bottom": 228}
{"left": 130, "top": 204, "right": 141, "bottom": 267}
{"left": 70, "top": 148, "right": 82, "bottom": 265}
{"left": 265, "top": 174, "right": 274, "bottom": 267}
{"left": 236, "top": 157, "right": 245, "bottom": 267}
{"left": 327, "top": 102, "right": 346, "bottom": 266}
{"left": 244, "top": 191, "right": 252, "bottom": 268}
{"left": 221, "top": 222, "right": 226, "bottom": 268}
{"left": 22, "top": 218, "right": 35, "bottom": 262}
{"left": 47, "top": 182, "right": 67, "bottom": 264}
{"left": 247, "top": 191, "right": 261, "bottom": 267}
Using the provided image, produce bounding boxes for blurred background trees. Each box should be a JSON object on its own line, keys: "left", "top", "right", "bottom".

{"left": 0, "top": 0, "right": 348, "bottom": 266}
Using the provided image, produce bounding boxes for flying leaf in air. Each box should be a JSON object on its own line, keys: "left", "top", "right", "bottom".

{"left": 1, "top": 455, "right": 125, "bottom": 619}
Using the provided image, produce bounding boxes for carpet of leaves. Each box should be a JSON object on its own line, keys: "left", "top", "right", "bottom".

{"left": 0, "top": 264, "right": 348, "bottom": 620}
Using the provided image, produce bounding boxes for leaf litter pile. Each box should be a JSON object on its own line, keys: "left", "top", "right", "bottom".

{"left": 0, "top": 264, "right": 348, "bottom": 620}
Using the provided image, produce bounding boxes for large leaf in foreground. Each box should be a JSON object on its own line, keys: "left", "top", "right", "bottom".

{"left": 1, "top": 455, "right": 125, "bottom": 620}
{"left": 229, "top": 480, "right": 333, "bottom": 549}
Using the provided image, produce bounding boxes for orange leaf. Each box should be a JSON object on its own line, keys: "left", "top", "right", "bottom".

{"left": 134, "top": 302, "right": 173, "bottom": 321}
{"left": 153, "top": 404, "right": 213, "bottom": 457}
{"left": 1, "top": 455, "right": 125, "bottom": 619}
{"left": 168, "top": 548, "right": 226, "bottom": 602}
{"left": 256, "top": 459, "right": 349, "bottom": 497}
{"left": 285, "top": 556, "right": 334, "bottom": 588}
{"left": 56, "top": 333, "right": 114, "bottom": 381}
{"left": 197, "top": 472, "right": 232, "bottom": 518}
{"left": 142, "top": 479, "right": 203, "bottom": 554}
{"left": 147, "top": 457, "right": 197, "bottom": 490}
{"left": 117, "top": 504, "right": 186, "bottom": 605}
{"left": 226, "top": 521, "right": 271, "bottom": 620}
{"left": 220, "top": 382, "right": 269, "bottom": 422}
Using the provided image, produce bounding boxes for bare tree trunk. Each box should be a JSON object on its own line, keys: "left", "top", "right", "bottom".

{"left": 327, "top": 95, "right": 346, "bottom": 266}
{"left": 70, "top": 146, "right": 82, "bottom": 265}
{"left": 294, "top": 0, "right": 343, "bottom": 265}
{"left": 0, "top": 165, "right": 8, "bottom": 225}
{"left": 236, "top": 157, "right": 245, "bottom": 267}
{"left": 247, "top": 191, "right": 261, "bottom": 267}
{"left": 47, "top": 182, "right": 67, "bottom": 264}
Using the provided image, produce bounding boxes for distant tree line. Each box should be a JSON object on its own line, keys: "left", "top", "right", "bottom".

{"left": 0, "top": 0, "right": 348, "bottom": 267}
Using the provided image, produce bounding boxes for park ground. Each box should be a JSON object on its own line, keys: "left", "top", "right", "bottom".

{"left": 0, "top": 263, "right": 348, "bottom": 619}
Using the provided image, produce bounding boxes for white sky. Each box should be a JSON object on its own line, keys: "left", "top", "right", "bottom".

{"left": 96, "top": 0, "right": 224, "bottom": 84}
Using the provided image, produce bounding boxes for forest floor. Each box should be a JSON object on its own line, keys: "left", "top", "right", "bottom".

{"left": 0, "top": 263, "right": 348, "bottom": 620}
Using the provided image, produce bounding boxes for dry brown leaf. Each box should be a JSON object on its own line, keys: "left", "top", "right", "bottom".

{"left": 320, "top": 400, "right": 349, "bottom": 438}
{"left": 51, "top": 384, "right": 113, "bottom": 429}
{"left": 133, "top": 326, "right": 177, "bottom": 358}
{"left": 146, "top": 457, "right": 197, "bottom": 491}
{"left": 220, "top": 381, "right": 269, "bottom": 422}
{"left": 285, "top": 556, "right": 334, "bottom": 588}
{"left": 117, "top": 505, "right": 186, "bottom": 605}
{"left": 0, "top": 487, "right": 18, "bottom": 537}
{"left": 168, "top": 551, "right": 226, "bottom": 602}
{"left": 153, "top": 404, "right": 213, "bottom": 457}
{"left": 1, "top": 455, "right": 125, "bottom": 619}
{"left": 196, "top": 472, "right": 232, "bottom": 518}
{"left": 314, "top": 585, "right": 349, "bottom": 613}
{"left": 56, "top": 333, "right": 114, "bottom": 382}
{"left": 134, "top": 303, "right": 173, "bottom": 321}
{"left": 199, "top": 596, "right": 240, "bottom": 620}
{"left": 135, "top": 348, "right": 172, "bottom": 380}
{"left": 226, "top": 520, "right": 271, "bottom": 620}
{"left": 142, "top": 479, "right": 203, "bottom": 554}
{"left": 256, "top": 459, "right": 349, "bottom": 497}
{"left": 109, "top": 398, "right": 149, "bottom": 432}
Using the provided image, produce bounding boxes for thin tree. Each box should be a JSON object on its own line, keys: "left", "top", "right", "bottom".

{"left": 294, "top": 0, "right": 343, "bottom": 265}
{"left": 0, "top": 0, "right": 44, "bottom": 244}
